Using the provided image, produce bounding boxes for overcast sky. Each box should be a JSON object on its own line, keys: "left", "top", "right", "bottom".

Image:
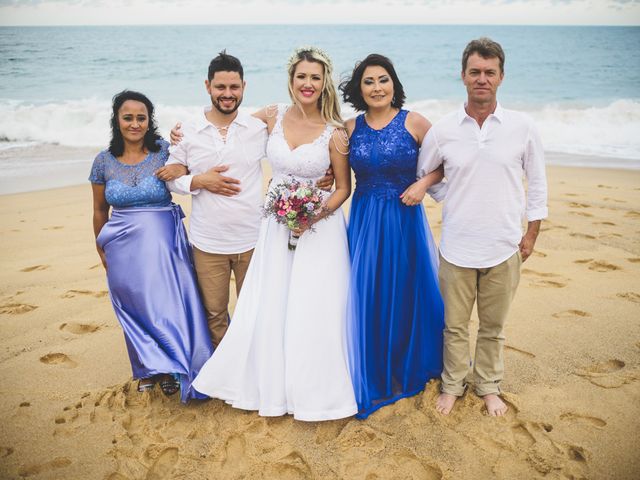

{"left": 0, "top": 0, "right": 639, "bottom": 26}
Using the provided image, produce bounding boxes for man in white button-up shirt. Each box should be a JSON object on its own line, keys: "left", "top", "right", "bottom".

{"left": 418, "top": 38, "right": 548, "bottom": 416}
{"left": 165, "top": 52, "right": 267, "bottom": 348}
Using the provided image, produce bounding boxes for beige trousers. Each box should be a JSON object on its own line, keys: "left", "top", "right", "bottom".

{"left": 438, "top": 251, "right": 521, "bottom": 396}
{"left": 192, "top": 247, "right": 253, "bottom": 348}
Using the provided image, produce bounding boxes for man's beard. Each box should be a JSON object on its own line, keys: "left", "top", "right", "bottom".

{"left": 212, "top": 95, "right": 242, "bottom": 115}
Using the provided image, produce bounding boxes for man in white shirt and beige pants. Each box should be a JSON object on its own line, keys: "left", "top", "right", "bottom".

{"left": 418, "top": 38, "right": 548, "bottom": 416}
{"left": 164, "top": 52, "right": 267, "bottom": 348}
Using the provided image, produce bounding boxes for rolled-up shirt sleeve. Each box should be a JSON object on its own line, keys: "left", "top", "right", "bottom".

{"left": 418, "top": 128, "right": 447, "bottom": 202}
{"left": 166, "top": 142, "right": 200, "bottom": 195}
{"left": 523, "top": 121, "right": 548, "bottom": 221}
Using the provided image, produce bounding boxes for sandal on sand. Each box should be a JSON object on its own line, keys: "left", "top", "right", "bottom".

{"left": 137, "top": 378, "right": 156, "bottom": 393}
{"left": 159, "top": 375, "right": 180, "bottom": 396}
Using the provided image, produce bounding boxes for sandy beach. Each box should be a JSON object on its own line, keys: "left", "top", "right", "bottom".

{"left": 1, "top": 163, "right": 639, "bottom": 479}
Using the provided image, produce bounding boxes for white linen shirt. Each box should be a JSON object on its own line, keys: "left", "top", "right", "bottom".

{"left": 418, "top": 103, "right": 548, "bottom": 269}
{"left": 166, "top": 108, "right": 267, "bottom": 254}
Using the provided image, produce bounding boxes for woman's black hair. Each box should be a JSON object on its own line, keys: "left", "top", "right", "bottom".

{"left": 339, "top": 54, "right": 406, "bottom": 112}
{"left": 108, "top": 90, "right": 161, "bottom": 157}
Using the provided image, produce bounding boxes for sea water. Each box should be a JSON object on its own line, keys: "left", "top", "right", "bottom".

{"left": 1, "top": 25, "right": 639, "bottom": 193}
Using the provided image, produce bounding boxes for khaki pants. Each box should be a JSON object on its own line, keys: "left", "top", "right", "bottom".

{"left": 438, "top": 251, "right": 521, "bottom": 396}
{"left": 192, "top": 247, "right": 253, "bottom": 348}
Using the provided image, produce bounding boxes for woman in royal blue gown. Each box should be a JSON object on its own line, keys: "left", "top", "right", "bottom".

{"left": 340, "top": 54, "right": 445, "bottom": 418}
{"left": 89, "top": 90, "right": 213, "bottom": 402}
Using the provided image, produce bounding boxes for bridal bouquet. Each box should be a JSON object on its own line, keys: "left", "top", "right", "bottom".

{"left": 263, "top": 176, "right": 327, "bottom": 250}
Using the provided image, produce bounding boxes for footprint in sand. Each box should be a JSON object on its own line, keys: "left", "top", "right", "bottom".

{"left": 19, "top": 402, "right": 30, "bottom": 407}
{"left": 221, "top": 434, "right": 248, "bottom": 472}
{"left": 59, "top": 322, "right": 100, "bottom": 335}
{"left": 18, "top": 457, "right": 72, "bottom": 477}
{"left": 569, "top": 211, "right": 593, "bottom": 217}
{"left": 315, "top": 419, "right": 348, "bottom": 444}
{"left": 624, "top": 210, "right": 640, "bottom": 219}
{"left": 342, "top": 448, "right": 443, "bottom": 480}
{"left": 565, "top": 193, "right": 579, "bottom": 197}
{"left": 575, "top": 359, "right": 637, "bottom": 389}
{"left": 0, "top": 446, "right": 14, "bottom": 457}
{"left": 616, "top": 292, "right": 640, "bottom": 304}
{"left": 599, "top": 232, "right": 622, "bottom": 238}
{"left": 531, "top": 250, "right": 547, "bottom": 258}
{"left": 585, "top": 359, "right": 625, "bottom": 374}
{"left": 540, "top": 223, "right": 567, "bottom": 232}
{"left": 0, "top": 302, "right": 38, "bottom": 314}
{"left": 39, "top": 353, "right": 78, "bottom": 369}
{"left": 89, "top": 263, "right": 102, "bottom": 270}
{"left": 573, "top": 258, "right": 593, "bottom": 264}
{"left": 560, "top": 412, "right": 607, "bottom": 428}
{"left": 144, "top": 447, "right": 179, "bottom": 480}
{"left": 43, "top": 225, "right": 64, "bottom": 230}
{"left": 597, "top": 184, "right": 615, "bottom": 189}
{"left": 61, "top": 289, "right": 108, "bottom": 299}
{"left": 511, "top": 422, "right": 536, "bottom": 448}
{"left": 529, "top": 279, "right": 567, "bottom": 289}
{"left": 20, "top": 264, "right": 50, "bottom": 272}
{"left": 522, "top": 269, "right": 559, "bottom": 278}
{"left": 566, "top": 445, "right": 589, "bottom": 463}
{"left": 587, "top": 260, "right": 621, "bottom": 272}
{"left": 505, "top": 345, "right": 536, "bottom": 358}
{"left": 337, "top": 424, "right": 385, "bottom": 452}
{"left": 568, "top": 202, "right": 590, "bottom": 208}
{"left": 602, "top": 197, "right": 626, "bottom": 204}
{"left": 264, "top": 450, "right": 312, "bottom": 479}
{"left": 106, "top": 474, "right": 129, "bottom": 480}
{"left": 626, "top": 257, "right": 640, "bottom": 263}
{"left": 552, "top": 310, "right": 591, "bottom": 319}
{"left": 593, "top": 221, "right": 616, "bottom": 226}
{"left": 569, "top": 232, "right": 596, "bottom": 240}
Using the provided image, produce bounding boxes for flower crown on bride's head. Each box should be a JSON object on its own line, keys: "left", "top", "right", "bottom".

{"left": 287, "top": 46, "right": 333, "bottom": 73}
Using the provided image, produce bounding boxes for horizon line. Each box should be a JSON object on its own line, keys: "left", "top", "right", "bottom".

{"left": 1, "top": 22, "right": 638, "bottom": 27}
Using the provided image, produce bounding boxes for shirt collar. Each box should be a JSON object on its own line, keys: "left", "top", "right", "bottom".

{"left": 458, "top": 101, "right": 504, "bottom": 125}
{"left": 195, "top": 106, "right": 249, "bottom": 132}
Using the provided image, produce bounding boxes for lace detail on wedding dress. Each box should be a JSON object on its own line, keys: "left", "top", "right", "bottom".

{"left": 266, "top": 104, "right": 333, "bottom": 181}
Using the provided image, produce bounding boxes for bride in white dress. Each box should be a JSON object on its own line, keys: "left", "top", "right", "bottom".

{"left": 192, "top": 47, "right": 357, "bottom": 421}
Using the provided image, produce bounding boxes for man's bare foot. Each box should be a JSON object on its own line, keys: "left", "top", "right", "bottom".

{"left": 482, "top": 393, "right": 508, "bottom": 416}
{"left": 435, "top": 393, "right": 457, "bottom": 415}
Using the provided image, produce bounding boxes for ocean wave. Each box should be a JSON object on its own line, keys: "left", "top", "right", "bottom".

{"left": 407, "top": 98, "right": 640, "bottom": 161}
{"left": 1, "top": 98, "right": 639, "bottom": 161}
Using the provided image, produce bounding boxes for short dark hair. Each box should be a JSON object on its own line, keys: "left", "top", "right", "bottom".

{"left": 108, "top": 90, "right": 161, "bottom": 157}
{"left": 208, "top": 49, "right": 244, "bottom": 81}
{"left": 462, "top": 37, "right": 505, "bottom": 73}
{"left": 339, "top": 54, "right": 406, "bottom": 112}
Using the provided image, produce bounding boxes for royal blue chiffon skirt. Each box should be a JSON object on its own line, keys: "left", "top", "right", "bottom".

{"left": 347, "top": 192, "right": 445, "bottom": 419}
{"left": 97, "top": 204, "right": 214, "bottom": 402}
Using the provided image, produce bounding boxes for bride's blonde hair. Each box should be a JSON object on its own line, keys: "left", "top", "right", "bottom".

{"left": 287, "top": 46, "right": 343, "bottom": 128}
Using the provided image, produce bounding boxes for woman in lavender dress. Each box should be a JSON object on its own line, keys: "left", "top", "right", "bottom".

{"left": 89, "top": 90, "right": 213, "bottom": 401}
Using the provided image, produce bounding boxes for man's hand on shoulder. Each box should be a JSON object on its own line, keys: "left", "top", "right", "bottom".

{"left": 170, "top": 122, "right": 183, "bottom": 146}
{"left": 192, "top": 165, "right": 242, "bottom": 196}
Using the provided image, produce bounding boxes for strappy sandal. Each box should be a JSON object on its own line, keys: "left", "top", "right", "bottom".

{"left": 137, "top": 378, "right": 156, "bottom": 393}
{"left": 159, "top": 374, "right": 180, "bottom": 396}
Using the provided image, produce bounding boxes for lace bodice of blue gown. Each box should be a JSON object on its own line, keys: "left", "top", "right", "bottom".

{"left": 350, "top": 110, "right": 418, "bottom": 198}
{"left": 88, "top": 140, "right": 172, "bottom": 208}
{"left": 347, "top": 109, "right": 444, "bottom": 419}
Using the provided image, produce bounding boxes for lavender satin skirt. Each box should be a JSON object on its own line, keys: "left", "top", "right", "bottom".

{"left": 97, "top": 204, "right": 214, "bottom": 402}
